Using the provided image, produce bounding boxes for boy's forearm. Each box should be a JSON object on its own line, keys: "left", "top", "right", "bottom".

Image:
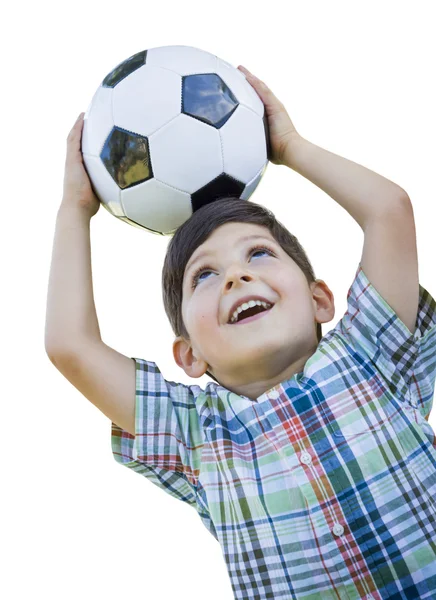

{"left": 283, "top": 136, "right": 410, "bottom": 230}
{"left": 45, "top": 204, "right": 101, "bottom": 355}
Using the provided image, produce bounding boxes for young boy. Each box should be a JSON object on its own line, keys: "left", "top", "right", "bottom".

{"left": 46, "top": 66, "right": 436, "bottom": 599}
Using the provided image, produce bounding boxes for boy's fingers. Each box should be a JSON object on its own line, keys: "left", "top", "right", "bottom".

{"left": 238, "top": 65, "right": 271, "bottom": 97}
{"left": 238, "top": 65, "right": 262, "bottom": 85}
{"left": 66, "top": 113, "right": 84, "bottom": 158}
{"left": 242, "top": 72, "right": 284, "bottom": 113}
{"left": 238, "top": 65, "right": 252, "bottom": 77}
{"left": 67, "top": 113, "right": 84, "bottom": 140}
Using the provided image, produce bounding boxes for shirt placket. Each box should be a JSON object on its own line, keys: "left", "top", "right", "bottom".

{"left": 254, "top": 388, "right": 380, "bottom": 600}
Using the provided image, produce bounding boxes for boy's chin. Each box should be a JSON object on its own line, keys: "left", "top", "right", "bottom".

{"left": 222, "top": 347, "right": 282, "bottom": 374}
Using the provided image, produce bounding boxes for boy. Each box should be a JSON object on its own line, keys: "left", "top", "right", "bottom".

{"left": 45, "top": 66, "right": 436, "bottom": 599}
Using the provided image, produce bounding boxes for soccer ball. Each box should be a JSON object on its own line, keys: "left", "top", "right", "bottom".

{"left": 81, "top": 45, "right": 271, "bottom": 236}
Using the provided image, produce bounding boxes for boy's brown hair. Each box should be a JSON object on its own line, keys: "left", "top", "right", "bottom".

{"left": 162, "top": 197, "right": 322, "bottom": 380}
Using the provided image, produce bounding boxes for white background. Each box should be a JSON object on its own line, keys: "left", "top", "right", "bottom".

{"left": 2, "top": 1, "right": 435, "bottom": 598}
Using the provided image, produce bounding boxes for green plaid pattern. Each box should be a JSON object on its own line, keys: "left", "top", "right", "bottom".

{"left": 112, "top": 263, "right": 436, "bottom": 599}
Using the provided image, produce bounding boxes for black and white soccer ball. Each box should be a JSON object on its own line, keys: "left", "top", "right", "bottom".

{"left": 82, "top": 45, "right": 271, "bottom": 235}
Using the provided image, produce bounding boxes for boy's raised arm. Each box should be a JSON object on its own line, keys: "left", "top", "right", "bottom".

{"left": 44, "top": 204, "right": 101, "bottom": 354}
{"left": 45, "top": 113, "right": 102, "bottom": 354}
{"left": 45, "top": 113, "right": 102, "bottom": 353}
{"left": 45, "top": 114, "right": 137, "bottom": 436}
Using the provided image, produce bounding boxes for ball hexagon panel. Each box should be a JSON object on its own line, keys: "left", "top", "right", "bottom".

{"left": 112, "top": 64, "right": 182, "bottom": 137}
{"left": 240, "top": 165, "right": 268, "bottom": 201}
{"left": 121, "top": 178, "right": 192, "bottom": 235}
{"left": 81, "top": 85, "right": 114, "bottom": 157}
{"left": 149, "top": 113, "right": 223, "bottom": 193}
{"left": 182, "top": 73, "right": 238, "bottom": 128}
{"left": 219, "top": 105, "right": 268, "bottom": 183}
{"left": 145, "top": 45, "right": 218, "bottom": 76}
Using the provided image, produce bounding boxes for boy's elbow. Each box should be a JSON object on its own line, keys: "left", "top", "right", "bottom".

{"left": 45, "top": 339, "right": 86, "bottom": 364}
{"left": 45, "top": 346, "right": 76, "bottom": 371}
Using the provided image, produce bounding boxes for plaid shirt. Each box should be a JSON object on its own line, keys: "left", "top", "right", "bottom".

{"left": 112, "top": 264, "right": 436, "bottom": 600}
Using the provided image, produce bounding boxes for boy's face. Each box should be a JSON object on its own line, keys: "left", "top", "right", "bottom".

{"left": 173, "top": 222, "right": 334, "bottom": 398}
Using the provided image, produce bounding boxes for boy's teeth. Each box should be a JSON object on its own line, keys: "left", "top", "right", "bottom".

{"left": 230, "top": 300, "right": 272, "bottom": 323}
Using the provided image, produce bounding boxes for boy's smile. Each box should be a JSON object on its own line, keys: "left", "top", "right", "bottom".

{"left": 228, "top": 303, "right": 274, "bottom": 325}
{"left": 172, "top": 221, "right": 335, "bottom": 400}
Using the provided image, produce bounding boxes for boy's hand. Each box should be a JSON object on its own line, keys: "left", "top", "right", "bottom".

{"left": 62, "top": 113, "right": 100, "bottom": 218}
{"left": 237, "top": 66, "right": 301, "bottom": 166}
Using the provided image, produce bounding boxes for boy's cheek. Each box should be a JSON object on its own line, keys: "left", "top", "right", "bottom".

{"left": 186, "top": 303, "right": 212, "bottom": 333}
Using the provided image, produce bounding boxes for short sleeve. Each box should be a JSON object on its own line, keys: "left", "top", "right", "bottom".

{"left": 336, "top": 262, "right": 436, "bottom": 419}
{"left": 111, "top": 358, "right": 205, "bottom": 507}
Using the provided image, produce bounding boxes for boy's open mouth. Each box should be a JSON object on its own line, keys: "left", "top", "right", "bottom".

{"left": 229, "top": 303, "right": 274, "bottom": 325}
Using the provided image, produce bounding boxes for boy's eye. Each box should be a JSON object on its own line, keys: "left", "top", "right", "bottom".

{"left": 190, "top": 245, "right": 275, "bottom": 289}
{"left": 194, "top": 269, "right": 213, "bottom": 284}
{"left": 251, "top": 248, "right": 270, "bottom": 258}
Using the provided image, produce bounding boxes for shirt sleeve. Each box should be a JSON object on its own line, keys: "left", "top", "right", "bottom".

{"left": 336, "top": 262, "right": 436, "bottom": 420}
{"left": 111, "top": 358, "right": 205, "bottom": 507}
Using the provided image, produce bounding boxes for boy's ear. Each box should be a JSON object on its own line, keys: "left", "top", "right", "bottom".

{"left": 311, "top": 279, "right": 335, "bottom": 324}
{"left": 172, "top": 336, "right": 209, "bottom": 379}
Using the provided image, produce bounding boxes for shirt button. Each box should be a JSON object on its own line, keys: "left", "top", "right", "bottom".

{"left": 269, "top": 389, "right": 280, "bottom": 399}
{"left": 366, "top": 596, "right": 375, "bottom": 600}
{"left": 300, "top": 451, "right": 312, "bottom": 465}
{"left": 332, "top": 523, "right": 344, "bottom": 537}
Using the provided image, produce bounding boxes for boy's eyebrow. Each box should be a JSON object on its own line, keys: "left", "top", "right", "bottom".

{"left": 185, "top": 234, "right": 275, "bottom": 276}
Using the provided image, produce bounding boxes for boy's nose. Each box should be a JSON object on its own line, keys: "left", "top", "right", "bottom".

{"left": 224, "top": 266, "right": 256, "bottom": 290}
